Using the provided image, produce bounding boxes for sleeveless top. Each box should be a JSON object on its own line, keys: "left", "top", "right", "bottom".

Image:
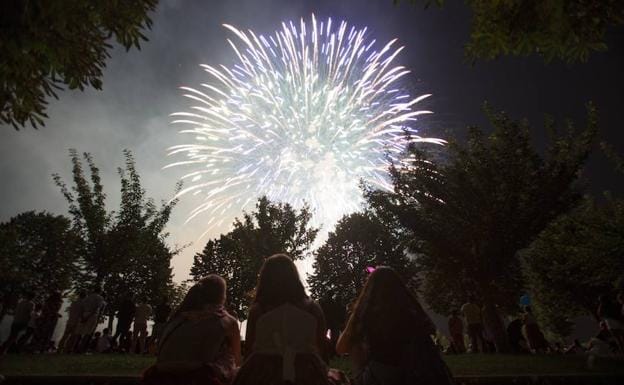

{"left": 251, "top": 303, "right": 325, "bottom": 382}
{"left": 157, "top": 308, "right": 229, "bottom": 371}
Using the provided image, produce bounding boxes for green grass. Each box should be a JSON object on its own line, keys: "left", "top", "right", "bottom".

{"left": 0, "top": 354, "right": 622, "bottom": 377}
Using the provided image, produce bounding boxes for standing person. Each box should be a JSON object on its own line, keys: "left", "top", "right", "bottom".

{"left": 32, "top": 291, "right": 63, "bottom": 352}
{"left": 337, "top": 267, "right": 453, "bottom": 385}
{"left": 58, "top": 291, "right": 86, "bottom": 353}
{"left": 142, "top": 275, "right": 240, "bottom": 385}
{"left": 132, "top": 297, "right": 152, "bottom": 354}
{"left": 461, "top": 296, "right": 485, "bottom": 353}
{"left": 16, "top": 303, "right": 42, "bottom": 351}
{"left": 507, "top": 315, "right": 528, "bottom": 354}
{"left": 75, "top": 286, "right": 106, "bottom": 353}
{"left": 598, "top": 294, "right": 624, "bottom": 353}
{"left": 448, "top": 310, "right": 465, "bottom": 353}
{"left": 234, "top": 254, "right": 347, "bottom": 385}
{"left": 522, "top": 306, "right": 548, "bottom": 353}
{"left": 151, "top": 299, "right": 172, "bottom": 348}
{"left": 114, "top": 294, "right": 136, "bottom": 352}
{"left": 0, "top": 293, "right": 35, "bottom": 354}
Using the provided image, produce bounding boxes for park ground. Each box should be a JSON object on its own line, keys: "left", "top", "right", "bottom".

{"left": 1, "top": 354, "right": 623, "bottom": 377}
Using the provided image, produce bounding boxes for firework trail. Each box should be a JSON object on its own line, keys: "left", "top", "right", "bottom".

{"left": 167, "top": 15, "right": 443, "bottom": 232}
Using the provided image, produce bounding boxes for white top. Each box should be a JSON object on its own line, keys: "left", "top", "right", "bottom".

{"left": 252, "top": 303, "right": 324, "bottom": 382}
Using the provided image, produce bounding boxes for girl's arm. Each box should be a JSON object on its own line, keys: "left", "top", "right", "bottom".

{"left": 336, "top": 313, "right": 356, "bottom": 355}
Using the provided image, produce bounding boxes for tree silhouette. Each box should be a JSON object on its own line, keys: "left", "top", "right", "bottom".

{"left": 366, "top": 104, "right": 596, "bottom": 351}
{"left": 1, "top": 0, "right": 158, "bottom": 129}
{"left": 191, "top": 197, "right": 318, "bottom": 318}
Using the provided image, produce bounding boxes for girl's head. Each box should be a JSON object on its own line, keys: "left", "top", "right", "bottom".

{"left": 350, "top": 266, "right": 431, "bottom": 341}
{"left": 175, "top": 274, "right": 226, "bottom": 316}
{"left": 254, "top": 254, "right": 307, "bottom": 308}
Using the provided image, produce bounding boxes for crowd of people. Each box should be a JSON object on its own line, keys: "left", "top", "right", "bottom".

{"left": 2, "top": 253, "right": 623, "bottom": 385}
{"left": 444, "top": 293, "right": 624, "bottom": 357}
{"left": 142, "top": 254, "right": 453, "bottom": 385}
{"left": 1, "top": 286, "right": 172, "bottom": 355}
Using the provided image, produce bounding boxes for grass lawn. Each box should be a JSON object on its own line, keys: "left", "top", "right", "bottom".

{"left": 1, "top": 353, "right": 623, "bottom": 377}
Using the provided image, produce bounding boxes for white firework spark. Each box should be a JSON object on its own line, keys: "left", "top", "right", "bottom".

{"left": 167, "top": 15, "right": 443, "bottom": 232}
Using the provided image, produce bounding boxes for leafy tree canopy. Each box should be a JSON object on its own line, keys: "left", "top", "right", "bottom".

{"left": 522, "top": 196, "right": 624, "bottom": 338}
{"left": 308, "top": 211, "right": 418, "bottom": 332}
{"left": 399, "top": 0, "right": 624, "bottom": 62}
{"left": 54, "top": 149, "right": 181, "bottom": 317}
{"left": 0, "top": 211, "right": 80, "bottom": 315}
{"left": 191, "top": 196, "right": 318, "bottom": 318}
{"left": 0, "top": 0, "right": 158, "bottom": 129}
{"left": 366, "top": 103, "right": 597, "bottom": 315}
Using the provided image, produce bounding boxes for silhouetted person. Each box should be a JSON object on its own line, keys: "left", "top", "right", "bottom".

{"left": 234, "top": 254, "right": 347, "bottom": 385}
{"left": 151, "top": 298, "right": 172, "bottom": 347}
{"left": 32, "top": 291, "right": 63, "bottom": 352}
{"left": 133, "top": 297, "right": 152, "bottom": 354}
{"left": 114, "top": 294, "right": 136, "bottom": 352}
{"left": 448, "top": 310, "right": 465, "bottom": 353}
{"left": 598, "top": 294, "right": 624, "bottom": 353}
{"left": 75, "top": 286, "right": 106, "bottom": 353}
{"left": 142, "top": 275, "right": 240, "bottom": 385}
{"left": 337, "top": 267, "right": 453, "bottom": 385}
{"left": 96, "top": 328, "right": 113, "bottom": 353}
{"left": 58, "top": 291, "right": 86, "bottom": 352}
{"left": 1, "top": 292, "right": 35, "bottom": 354}
{"left": 16, "top": 303, "right": 42, "bottom": 351}
{"left": 522, "top": 306, "right": 548, "bottom": 353}
{"left": 461, "top": 296, "right": 485, "bottom": 353}
{"left": 507, "top": 316, "right": 528, "bottom": 354}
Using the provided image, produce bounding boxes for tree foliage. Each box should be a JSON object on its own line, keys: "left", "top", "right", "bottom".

{"left": 0, "top": 211, "right": 79, "bottom": 316}
{"left": 522, "top": 197, "right": 624, "bottom": 337}
{"left": 54, "top": 149, "right": 180, "bottom": 316}
{"left": 0, "top": 0, "right": 158, "bottom": 129}
{"left": 366, "top": 104, "right": 597, "bottom": 315}
{"left": 399, "top": 0, "right": 624, "bottom": 62}
{"left": 191, "top": 197, "right": 318, "bottom": 318}
{"left": 308, "top": 211, "right": 418, "bottom": 332}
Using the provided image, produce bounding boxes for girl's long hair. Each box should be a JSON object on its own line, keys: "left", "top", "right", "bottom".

{"left": 349, "top": 266, "right": 434, "bottom": 344}
{"left": 253, "top": 254, "right": 307, "bottom": 308}
{"left": 171, "top": 274, "right": 226, "bottom": 319}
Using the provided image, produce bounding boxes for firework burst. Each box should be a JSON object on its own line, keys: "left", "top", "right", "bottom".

{"left": 167, "top": 15, "right": 443, "bottom": 231}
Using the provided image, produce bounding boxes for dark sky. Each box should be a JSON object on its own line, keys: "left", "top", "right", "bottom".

{"left": 1, "top": 0, "right": 623, "bottom": 280}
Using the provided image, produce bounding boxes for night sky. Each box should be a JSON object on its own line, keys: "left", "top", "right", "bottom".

{"left": 1, "top": 0, "right": 623, "bottom": 281}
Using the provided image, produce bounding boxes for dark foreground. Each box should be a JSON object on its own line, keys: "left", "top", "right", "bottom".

{"left": 1, "top": 354, "right": 623, "bottom": 384}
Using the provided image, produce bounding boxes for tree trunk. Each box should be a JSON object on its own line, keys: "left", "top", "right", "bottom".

{"left": 482, "top": 302, "right": 511, "bottom": 353}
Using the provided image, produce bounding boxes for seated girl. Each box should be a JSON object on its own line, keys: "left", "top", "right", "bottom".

{"left": 143, "top": 275, "right": 241, "bottom": 385}
{"left": 337, "top": 267, "right": 453, "bottom": 385}
{"left": 233, "top": 254, "right": 347, "bottom": 385}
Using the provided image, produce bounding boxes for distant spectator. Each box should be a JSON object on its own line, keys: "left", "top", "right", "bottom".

{"left": 598, "top": 294, "right": 624, "bottom": 353}
{"left": 133, "top": 297, "right": 153, "bottom": 354}
{"left": 461, "top": 296, "right": 485, "bottom": 353}
{"left": 96, "top": 328, "right": 113, "bottom": 353}
{"left": 522, "top": 306, "right": 549, "bottom": 353}
{"left": 75, "top": 286, "right": 106, "bottom": 353}
{"left": 32, "top": 291, "right": 63, "bottom": 352}
{"left": 0, "top": 293, "right": 35, "bottom": 354}
{"left": 58, "top": 291, "right": 86, "bottom": 353}
{"left": 16, "top": 303, "right": 42, "bottom": 351}
{"left": 151, "top": 299, "right": 172, "bottom": 346}
{"left": 448, "top": 310, "right": 465, "bottom": 353}
{"left": 507, "top": 316, "right": 528, "bottom": 354}
{"left": 114, "top": 294, "right": 136, "bottom": 352}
